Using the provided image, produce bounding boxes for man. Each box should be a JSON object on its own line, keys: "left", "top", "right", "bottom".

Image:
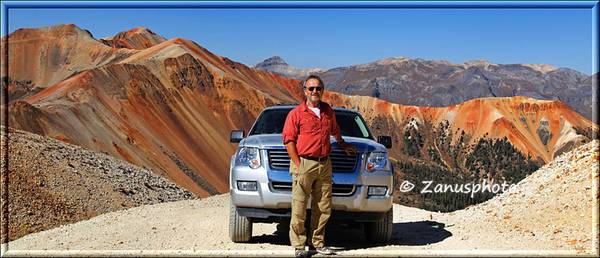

{"left": 282, "top": 75, "right": 357, "bottom": 257}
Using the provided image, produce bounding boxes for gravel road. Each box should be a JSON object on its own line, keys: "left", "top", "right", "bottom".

{"left": 4, "top": 194, "right": 595, "bottom": 257}
{"left": 4, "top": 194, "right": 468, "bottom": 256}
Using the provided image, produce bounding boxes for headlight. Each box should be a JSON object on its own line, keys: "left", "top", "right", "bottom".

{"left": 237, "top": 181, "right": 258, "bottom": 191}
{"left": 365, "top": 152, "right": 389, "bottom": 172}
{"left": 368, "top": 186, "right": 388, "bottom": 196}
{"left": 235, "top": 147, "right": 261, "bottom": 169}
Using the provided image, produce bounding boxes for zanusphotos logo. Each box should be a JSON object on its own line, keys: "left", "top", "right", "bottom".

{"left": 399, "top": 180, "right": 415, "bottom": 192}
{"left": 398, "top": 180, "right": 518, "bottom": 198}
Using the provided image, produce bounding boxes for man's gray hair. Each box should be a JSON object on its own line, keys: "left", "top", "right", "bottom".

{"left": 301, "top": 75, "right": 325, "bottom": 88}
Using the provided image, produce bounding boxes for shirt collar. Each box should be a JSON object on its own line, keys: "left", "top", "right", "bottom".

{"left": 300, "top": 100, "right": 313, "bottom": 112}
{"left": 300, "top": 100, "right": 331, "bottom": 113}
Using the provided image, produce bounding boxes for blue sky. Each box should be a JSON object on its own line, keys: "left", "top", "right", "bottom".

{"left": 7, "top": 7, "right": 596, "bottom": 74}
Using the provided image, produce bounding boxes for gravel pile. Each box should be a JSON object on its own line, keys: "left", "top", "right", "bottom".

{"left": 449, "top": 139, "right": 599, "bottom": 252}
{"left": 1, "top": 127, "right": 195, "bottom": 243}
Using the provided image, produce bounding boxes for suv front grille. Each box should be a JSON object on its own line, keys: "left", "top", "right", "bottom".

{"left": 270, "top": 182, "right": 356, "bottom": 196}
{"left": 268, "top": 149, "right": 357, "bottom": 172}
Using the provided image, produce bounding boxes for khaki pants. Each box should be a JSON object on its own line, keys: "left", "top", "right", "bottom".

{"left": 289, "top": 157, "right": 333, "bottom": 249}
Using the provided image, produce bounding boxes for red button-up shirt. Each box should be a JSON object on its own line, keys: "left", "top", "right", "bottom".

{"left": 282, "top": 101, "right": 341, "bottom": 157}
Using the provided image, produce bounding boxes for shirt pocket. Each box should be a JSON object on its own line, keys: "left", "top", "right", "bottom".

{"left": 300, "top": 118, "right": 319, "bottom": 134}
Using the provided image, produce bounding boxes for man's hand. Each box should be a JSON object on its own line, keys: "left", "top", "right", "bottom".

{"left": 285, "top": 142, "right": 301, "bottom": 168}
{"left": 339, "top": 142, "right": 357, "bottom": 156}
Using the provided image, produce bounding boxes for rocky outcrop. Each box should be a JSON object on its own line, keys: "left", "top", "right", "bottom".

{"left": 0, "top": 77, "right": 37, "bottom": 102}
{"left": 164, "top": 53, "right": 214, "bottom": 91}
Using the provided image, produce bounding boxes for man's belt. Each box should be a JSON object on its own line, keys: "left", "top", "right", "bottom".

{"left": 301, "top": 156, "right": 329, "bottom": 162}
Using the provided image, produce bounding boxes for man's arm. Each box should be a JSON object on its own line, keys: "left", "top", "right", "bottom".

{"left": 334, "top": 132, "right": 357, "bottom": 156}
{"left": 331, "top": 110, "right": 357, "bottom": 155}
{"left": 282, "top": 109, "right": 300, "bottom": 166}
{"left": 285, "top": 142, "right": 301, "bottom": 167}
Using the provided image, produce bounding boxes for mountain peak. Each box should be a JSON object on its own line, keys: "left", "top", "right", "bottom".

{"left": 255, "top": 56, "right": 289, "bottom": 68}
{"left": 119, "top": 27, "right": 165, "bottom": 39}
{"left": 125, "top": 26, "right": 152, "bottom": 34}
{"left": 254, "top": 56, "right": 324, "bottom": 79}
{"left": 373, "top": 56, "right": 410, "bottom": 65}
{"left": 464, "top": 59, "right": 495, "bottom": 68}
{"left": 100, "top": 26, "right": 166, "bottom": 50}
{"left": 8, "top": 23, "right": 95, "bottom": 40}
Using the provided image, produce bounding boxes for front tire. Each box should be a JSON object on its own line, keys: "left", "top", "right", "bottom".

{"left": 229, "top": 202, "right": 252, "bottom": 242}
{"left": 364, "top": 208, "right": 393, "bottom": 243}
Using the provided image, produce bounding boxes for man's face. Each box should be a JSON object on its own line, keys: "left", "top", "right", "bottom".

{"left": 304, "top": 78, "right": 323, "bottom": 104}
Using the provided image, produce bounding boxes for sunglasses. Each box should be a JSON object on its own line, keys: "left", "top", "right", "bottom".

{"left": 305, "top": 86, "right": 323, "bottom": 92}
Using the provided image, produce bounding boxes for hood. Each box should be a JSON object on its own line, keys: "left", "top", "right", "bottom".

{"left": 240, "top": 134, "right": 387, "bottom": 153}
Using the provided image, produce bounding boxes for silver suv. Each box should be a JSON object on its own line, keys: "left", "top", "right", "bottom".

{"left": 228, "top": 105, "right": 394, "bottom": 243}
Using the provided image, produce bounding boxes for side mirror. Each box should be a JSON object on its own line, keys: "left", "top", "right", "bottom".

{"left": 377, "top": 135, "right": 392, "bottom": 149}
{"left": 230, "top": 130, "right": 245, "bottom": 143}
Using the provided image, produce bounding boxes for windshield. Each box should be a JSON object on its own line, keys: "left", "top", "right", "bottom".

{"left": 249, "top": 108, "right": 373, "bottom": 139}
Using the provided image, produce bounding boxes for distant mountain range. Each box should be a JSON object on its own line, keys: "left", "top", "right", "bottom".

{"left": 255, "top": 56, "right": 596, "bottom": 121}
{"left": 254, "top": 56, "right": 324, "bottom": 79}
{"left": 2, "top": 24, "right": 597, "bottom": 203}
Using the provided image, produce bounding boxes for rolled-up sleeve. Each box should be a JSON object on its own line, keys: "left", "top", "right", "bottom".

{"left": 331, "top": 111, "right": 340, "bottom": 137}
{"left": 282, "top": 109, "right": 299, "bottom": 144}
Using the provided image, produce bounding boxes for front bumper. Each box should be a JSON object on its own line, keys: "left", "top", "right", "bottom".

{"left": 231, "top": 182, "right": 393, "bottom": 213}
